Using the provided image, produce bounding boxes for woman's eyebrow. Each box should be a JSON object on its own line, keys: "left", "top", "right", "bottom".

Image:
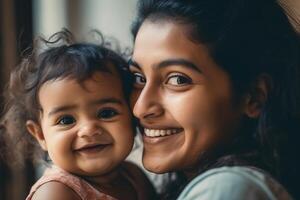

{"left": 157, "top": 59, "right": 202, "bottom": 73}
{"left": 128, "top": 58, "right": 140, "bottom": 69}
{"left": 128, "top": 58, "right": 202, "bottom": 73}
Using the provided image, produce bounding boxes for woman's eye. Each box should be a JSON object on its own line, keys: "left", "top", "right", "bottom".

{"left": 57, "top": 116, "right": 75, "bottom": 125}
{"left": 133, "top": 72, "right": 146, "bottom": 86}
{"left": 166, "top": 74, "right": 192, "bottom": 86}
{"left": 97, "top": 109, "right": 119, "bottom": 119}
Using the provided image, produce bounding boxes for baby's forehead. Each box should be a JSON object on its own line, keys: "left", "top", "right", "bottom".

{"left": 52, "top": 71, "right": 122, "bottom": 88}
{"left": 79, "top": 71, "right": 123, "bottom": 88}
{"left": 38, "top": 73, "right": 126, "bottom": 108}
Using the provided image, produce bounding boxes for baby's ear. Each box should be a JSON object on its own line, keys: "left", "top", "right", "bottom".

{"left": 26, "top": 120, "right": 47, "bottom": 151}
{"left": 243, "top": 74, "right": 272, "bottom": 118}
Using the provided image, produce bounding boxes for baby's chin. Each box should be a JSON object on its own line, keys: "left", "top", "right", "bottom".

{"left": 76, "top": 164, "right": 122, "bottom": 178}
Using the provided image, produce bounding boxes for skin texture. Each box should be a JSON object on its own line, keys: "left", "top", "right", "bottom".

{"left": 129, "top": 20, "right": 251, "bottom": 175}
{"left": 27, "top": 70, "right": 136, "bottom": 198}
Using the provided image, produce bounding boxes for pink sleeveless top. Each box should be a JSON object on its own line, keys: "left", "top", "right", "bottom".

{"left": 26, "top": 165, "right": 121, "bottom": 200}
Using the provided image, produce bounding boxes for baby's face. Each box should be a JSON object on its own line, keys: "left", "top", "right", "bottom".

{"left": 36, "top": 71, "right": 134, "bottom": 176}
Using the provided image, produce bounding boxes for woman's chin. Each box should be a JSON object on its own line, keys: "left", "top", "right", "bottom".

{"left": 142, "top": 156, "right": 177, "bottom": 174}
{"left": 143, "top": 163, "right": 170, "bottom": 174}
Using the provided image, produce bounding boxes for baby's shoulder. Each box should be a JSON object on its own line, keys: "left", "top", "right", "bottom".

{"left": 26, "top": 166, "right": 89, "bottom": 200}
{"left": 30, "top": 181, "right": 81, "bottom": 200}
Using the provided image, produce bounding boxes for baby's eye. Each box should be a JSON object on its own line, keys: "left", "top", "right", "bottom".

{"left": 166, "top": 74, "right": 192, "bottom": 86}
{"left": 57, "top": 115, "right": 76, "bottom": 125}
{"left": 133, "top": 72, "right": 146, "bottom": 86}
{"left": 97, "top": 108, "right": 119, "bottom": 119}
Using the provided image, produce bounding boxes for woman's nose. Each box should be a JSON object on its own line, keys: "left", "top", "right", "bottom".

{"left": 77, "top": 120, "right": 102, "bottom": 138}
{"left": 133, "top": 84, "right": 164, "bottom": 120}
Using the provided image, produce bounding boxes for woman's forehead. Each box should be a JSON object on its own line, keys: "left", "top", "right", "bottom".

{"left": 135, "top": 20, "right": 190, "bottom": 46}
{"left": 132, "top": 21, "right": 215, "bottom": 74}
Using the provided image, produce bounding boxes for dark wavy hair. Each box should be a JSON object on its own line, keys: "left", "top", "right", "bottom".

{"left": 131, "top": 0, "right": 300, "bottom": 199}
{"left": 1, "top": 29, "right": 132, "bottom": 166}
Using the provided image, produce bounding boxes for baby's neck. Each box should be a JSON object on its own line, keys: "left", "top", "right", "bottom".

{"left": 83, "top": 166, "right": 122, "bottom": 189}
{"left": 82, "top": 165, "right": 137, "bottom": 199}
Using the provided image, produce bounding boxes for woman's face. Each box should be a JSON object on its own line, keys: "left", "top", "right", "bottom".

{"left": 130, "top": 20, "right": 245, "bottom": 174}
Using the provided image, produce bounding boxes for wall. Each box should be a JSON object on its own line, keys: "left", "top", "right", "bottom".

{"left": 33, "top": 0, "right": 138, "bottom": 48}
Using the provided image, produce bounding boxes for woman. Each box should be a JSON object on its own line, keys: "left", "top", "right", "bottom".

{"left": 129, "top": 0, "right": 300, "bottom": 199}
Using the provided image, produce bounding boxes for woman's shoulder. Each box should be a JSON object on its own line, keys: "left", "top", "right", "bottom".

{"left": 177, "top": 166, "right": 293, "bottom": 200}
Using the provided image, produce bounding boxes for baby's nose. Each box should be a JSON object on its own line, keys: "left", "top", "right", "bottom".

{"left": 77, "top": 121, "right": 102, "bottom": 137}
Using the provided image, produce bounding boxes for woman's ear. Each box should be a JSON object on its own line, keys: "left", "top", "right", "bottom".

{"left": 243, "top": 74, "right": 272, "bottom": 118}
{"left": 26, "top": 120, "right": 47, "bottom": 151}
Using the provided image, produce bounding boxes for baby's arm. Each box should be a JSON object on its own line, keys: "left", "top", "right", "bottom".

{"left": 31, "top": 181, "right": 81, "bottom": 200}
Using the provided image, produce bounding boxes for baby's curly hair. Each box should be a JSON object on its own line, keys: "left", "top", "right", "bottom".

{"left": 0, "top": 29, "right": 132, "bottom": 166}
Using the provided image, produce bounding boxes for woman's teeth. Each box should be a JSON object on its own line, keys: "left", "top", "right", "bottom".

{"left": 144, "top": 128, "right": 182, "bottom": 137}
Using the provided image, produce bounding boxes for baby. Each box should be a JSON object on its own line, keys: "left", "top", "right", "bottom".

{"left": 2, "top": 30, "right": 156, "bottom": 200}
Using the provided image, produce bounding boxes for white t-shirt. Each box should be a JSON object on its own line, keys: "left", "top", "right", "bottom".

{"left": 177, "top": 166, "right": 293, "bottom": 200}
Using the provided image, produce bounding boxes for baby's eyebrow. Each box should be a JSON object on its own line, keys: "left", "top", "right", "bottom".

{"left": 48, "top": 98, "right": 123, "bottom": 117}
{"left": 90, "top": 98, "right": 123, "bottom": 106}
{"left": 48, "top": 105, "right": 76, "bottom": 117}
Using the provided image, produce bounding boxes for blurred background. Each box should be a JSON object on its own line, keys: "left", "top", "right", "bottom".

{"left": 0, "top": 0, "right": 299, "bottom": 199}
